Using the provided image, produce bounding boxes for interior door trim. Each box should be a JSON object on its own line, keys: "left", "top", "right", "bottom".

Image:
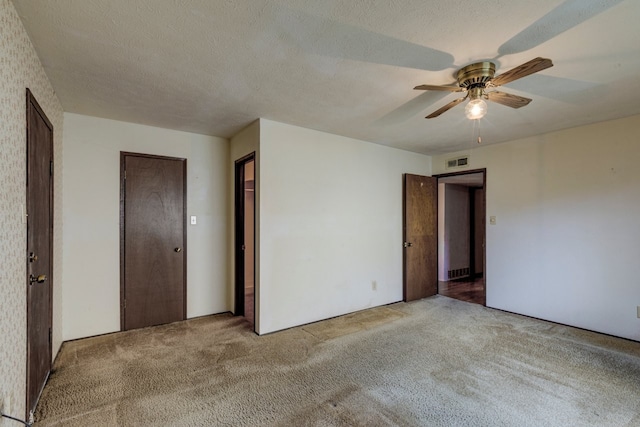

{"left": 234, "top": 152, "right": 255, "bottom": 319}
{"left": 434, "top": 168, "right": 487, "bottom": 299}
{"left": 119, "top": 151, "right": 187, "bottom": 330}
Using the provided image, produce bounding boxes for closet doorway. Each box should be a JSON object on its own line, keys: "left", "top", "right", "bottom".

{"left": 234, "top": 154, "right": 256, "bottom": 330}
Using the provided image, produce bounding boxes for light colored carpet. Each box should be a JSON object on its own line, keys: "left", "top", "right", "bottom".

{"left": 35, "top": 296, "right": 640, "bottom": 426}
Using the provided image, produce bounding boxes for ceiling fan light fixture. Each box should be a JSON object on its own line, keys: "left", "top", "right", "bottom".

{"left": 465, "top": 98, "right": 487, "bottom": 120}
{"left": 417, "top": 57, "right": 552, "bottom": 120}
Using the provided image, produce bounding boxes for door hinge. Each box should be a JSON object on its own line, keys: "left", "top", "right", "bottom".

{"left": 50, "top": 160, "right": 53, "bottom": 176}
{"left": 123, "top": 299, "right": 126, "bottom": 308}
{"left": 123, "top": 170, "right": 126, "bottom": 180}
{"left": 48, "top": 327, "right": 52, "bottom": 345}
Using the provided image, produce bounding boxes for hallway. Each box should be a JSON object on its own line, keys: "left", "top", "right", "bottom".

{"left": 438, "top": 277, "right": 485, "bottom": 305}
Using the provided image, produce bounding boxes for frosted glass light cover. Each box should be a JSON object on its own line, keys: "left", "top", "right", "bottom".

{"left": 465, "top": 99, "right": 487, "bottom": 120}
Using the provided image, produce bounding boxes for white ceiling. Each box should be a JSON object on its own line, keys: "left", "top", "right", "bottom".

{"left": 11, "top": 0, "right": 640, "bottom": 155}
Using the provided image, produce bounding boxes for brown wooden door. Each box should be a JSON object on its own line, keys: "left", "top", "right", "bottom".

{"left": 26, "top": 89, "right": 54, "bottom": 419}
{"left": 403, "top": 174, "right": 438, "bottom": 301}
{"left": 121, "top": 153, "right": 186, "bottom": 331}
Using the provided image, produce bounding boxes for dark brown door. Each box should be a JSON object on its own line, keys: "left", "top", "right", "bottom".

{"left": 26, "top": 89, "right": 54, "bottom": 419}
{"left": 403, "top": 174, "right": 438, "bottom": 301}
{"left": 121, "top": 153, "right": 186, "bottom": 331}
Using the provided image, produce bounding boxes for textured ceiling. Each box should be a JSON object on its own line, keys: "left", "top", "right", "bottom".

{"left": 11, "top": 0, "right": 640, "bottom": 155}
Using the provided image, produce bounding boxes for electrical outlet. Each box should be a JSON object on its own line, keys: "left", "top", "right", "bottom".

{"left": 637, "top": 306, "right": 640, "bottom": 318}
{"left": 371, "top": 281, "right": 377, "bottom": 291}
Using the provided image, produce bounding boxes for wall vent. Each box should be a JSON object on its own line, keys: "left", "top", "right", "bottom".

{"left": 447, "top": 267, "right": 470, "bottom": 280}
{"left": 445, "top": 156, "right": 469, "bottom": 169}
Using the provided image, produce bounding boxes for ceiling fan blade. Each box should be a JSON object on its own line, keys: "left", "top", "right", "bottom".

{"left": 425, "top": 96, "right": 467, "bottom": 119}
{"left": 414, "top": 84, "right": 463, "bottom": 92}
{"left": 498, "top": 0, "right": 623, "bottom": 56}
{"left": 486, "top": 91, "right": 532, "bottom": 109}
{"left": 490, "top": 57, "right": 553, "bottom": 87}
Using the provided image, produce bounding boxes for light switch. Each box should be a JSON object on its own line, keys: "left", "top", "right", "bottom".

{"left": 489, "top": 216, "right": 496, "bottom": 225}
{"left": 190, "top": 215, "right": 197, "bottom": 225}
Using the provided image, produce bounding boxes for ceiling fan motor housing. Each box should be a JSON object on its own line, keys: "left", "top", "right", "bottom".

{"left": 456, "top": 62, "right": 496, "bottom": 97}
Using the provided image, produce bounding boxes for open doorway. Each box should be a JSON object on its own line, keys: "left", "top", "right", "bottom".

{"left": 234, "top": 153, "right": 256, "bottom": 329}
{"left": 436, "top": 169, "right": 486, "bottom": 305}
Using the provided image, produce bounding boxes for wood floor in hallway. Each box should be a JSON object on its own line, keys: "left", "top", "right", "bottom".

{"left": 438, "top": 277, "right": 485, "bottom": 305}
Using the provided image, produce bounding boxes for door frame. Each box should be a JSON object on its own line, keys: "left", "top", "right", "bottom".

{"left": 119, "top": 151, "right": 188, "bottom": 330}
{"left": 434, "top": 168, "right": 487, "bottom": 297}
{"left": 25, "top": 88, "right": 54, "bottom": 419}
{"left": 234, "top": 152, "right": 255, "bottom": 319}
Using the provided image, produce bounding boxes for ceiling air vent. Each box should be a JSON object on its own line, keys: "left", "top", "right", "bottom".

{"left": 445, "top": 156, "right": 469, "bottom": 169}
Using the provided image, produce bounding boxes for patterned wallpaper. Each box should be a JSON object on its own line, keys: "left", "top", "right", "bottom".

{"left": 0, "top": 0, "right": 63, "bottom": 419}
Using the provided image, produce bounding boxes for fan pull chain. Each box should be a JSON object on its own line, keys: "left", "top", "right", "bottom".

{"left": 472, "top": 119, "right": 482, "bottom": 144}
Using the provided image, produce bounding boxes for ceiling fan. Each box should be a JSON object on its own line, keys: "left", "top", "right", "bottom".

{"left": 415, "top": 57, "right": 553, "bottom": 120}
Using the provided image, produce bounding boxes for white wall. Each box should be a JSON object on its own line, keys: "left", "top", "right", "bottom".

{"left": 0, "top": 1, "right": 64, "bottom": 420}
{"left": 445, "top": 184, "right": 471, "bottom": 274}
{"left": 432, "top": 114, "right": 640, "bottom": 341}
{"left": 258, "top": 119, "right": 431, "bottom": 334}
{"left": 62, "top": 114, "right": 229, "bottom": 340}
{"left": 438, "top": 184, "right": 471, "bottom": 280}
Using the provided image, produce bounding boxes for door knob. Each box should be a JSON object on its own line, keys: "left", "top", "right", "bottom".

{"left": 29, "top": 252, "right": 38, "bottom": 262}
{"left": 29, "top": 274, "right": 46, "bottom": 284}
{"left": 174, "top": 247, "right": 182, "bottom": 253}
{"left": 403, "top": 242, "right": 413, "bottom": 248}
